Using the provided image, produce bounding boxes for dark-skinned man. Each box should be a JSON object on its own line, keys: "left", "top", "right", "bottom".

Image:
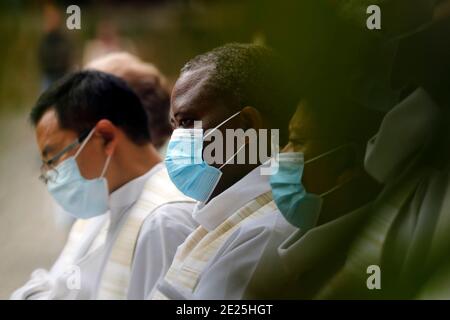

{"left": 147, "top": 43, "right": 300, "bottom": 300}
{"left": 253, "top": 0, "right": 450, "bottom": 299}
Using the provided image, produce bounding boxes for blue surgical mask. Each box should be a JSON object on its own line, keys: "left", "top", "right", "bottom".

{"left": 165, "top": 111, "right": 243, "bottom": 202}
{"left": 47, "top": 129, "right": 112, "bottom": 219}
{"left": 270, "top": 146, "right": 349, "bottom": 231}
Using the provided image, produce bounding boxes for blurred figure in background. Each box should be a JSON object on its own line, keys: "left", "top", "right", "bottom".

{"left": 247, "top": 97, "right": 384, "bottom": 299}
{"left": 82, "top": 20, "right": 137, "bottom": 66}
{"left": 305, "top": 0, "right": 450, "bottom": 299}
{"left": 258, "top": 0, "right": 450, "bottom": 299}
{"left": 39, "top": 2, "right": 73, "bottom": 91}
{"left": 86, "top": 52, "right": 172, "bottom": 156}
{"left": 315, "top": 2, "right": 450, "bottom": 299}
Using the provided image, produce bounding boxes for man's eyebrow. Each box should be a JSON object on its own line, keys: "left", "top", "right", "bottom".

{"left": 172, "top": 111, "right": 181, "bottom": 119}
{"left": 173, "top": 107, "right": 190, "bottom": 118}
{"left": 173, "top": 109, "right": 197, "bottom": 120}
{"left": 289, "top": 130, "right": 302, "bottom": 141}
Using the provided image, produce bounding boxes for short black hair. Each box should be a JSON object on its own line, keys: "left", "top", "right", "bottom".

{"left": 30, "top": 70, "right": 151, "bottom": 144}
{"left": 181, "top": 43, "right": 299, "bottom": 145}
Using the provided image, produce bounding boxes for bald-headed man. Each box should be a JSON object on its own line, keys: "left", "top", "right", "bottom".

{"left": 86, "top": 52, "right": 172, "bottom": 154}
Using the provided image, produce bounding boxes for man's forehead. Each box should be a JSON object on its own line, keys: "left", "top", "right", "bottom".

{"left": 36, "top": 109, "right": 60, "bottom": 137}
{"left": 171, "top": 65, "right": 216, "bottom": 114}
{"left": 35, "top": 109, "right": 77, "bottom": 158}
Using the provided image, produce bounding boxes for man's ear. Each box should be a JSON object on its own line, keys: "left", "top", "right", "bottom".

{"left": 240, "top": 106, "right": 264, "bottom": 131}
{"left": 95, "top": 119, "right": 117, "bottom": 157}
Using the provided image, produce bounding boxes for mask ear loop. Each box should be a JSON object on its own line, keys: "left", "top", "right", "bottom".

{"left": 319, "top": 177, "right": 353, "bottom": 198}
{"left": 306, "top": 143, "right": 360, "bottom": 198}
{"left": 74, "top": 128, "right": 96, "bottom": 159}
{"left": 219, "top": 138, "right": 247, "bottom": 170}
{"left": 74, "top": 128, "right": 112, "bottom": 178}
{"left": 203, "top": 110, "right": 244, "bottom": 169}
{"left": 304, "top": 143, "right": 358, "bottom": 165}
{"left": 202, "top": 138, "right": 246, "bottom": 203}
{"left": 204, "top": 111, "right": 241, "bottom": 140}
{"left": 100, "top": 154, "right": 112, "bottom": 178}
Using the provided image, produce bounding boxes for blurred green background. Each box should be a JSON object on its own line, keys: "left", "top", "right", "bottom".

{"left": 0, "top": 0, "right": 259, "bottom": 113}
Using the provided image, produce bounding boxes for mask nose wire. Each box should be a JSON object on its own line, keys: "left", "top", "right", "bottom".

{"left": 203, "top": 111, "right": 241, "bottom": 141}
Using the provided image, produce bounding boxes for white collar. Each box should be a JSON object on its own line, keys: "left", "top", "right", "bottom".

{"left": 193, "top": 163, "right": 272, "bottom": 231}
{"left": 108, "top": 162, "right": 164, "bottom": 222}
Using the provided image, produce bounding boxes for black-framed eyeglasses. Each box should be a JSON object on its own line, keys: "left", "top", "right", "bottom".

{"left": 39, "top": 130, "right": 91, "bottom": 184}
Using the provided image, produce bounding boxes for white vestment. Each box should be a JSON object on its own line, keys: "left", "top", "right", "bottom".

{"left": 11, "top": 163, "right": 198, "bottom": 300}
{"left": 150, "top": 164, "right": 297, "bottom": 300}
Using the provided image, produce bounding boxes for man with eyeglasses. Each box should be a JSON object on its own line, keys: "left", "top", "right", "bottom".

{"left": 11, "top": 70, "right": 197, "bottom": 300}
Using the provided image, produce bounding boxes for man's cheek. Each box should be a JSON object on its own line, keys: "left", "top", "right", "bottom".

{"left": 77, "top": 156, "right": 101, "bottom": 179}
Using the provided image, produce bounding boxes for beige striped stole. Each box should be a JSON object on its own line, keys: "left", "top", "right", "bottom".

{"left": 152, "top": 191, "right": 276, "bottom": 300}
{"left": 60, "top": 220, "right": 90, "bottom": 263}
{"left": 95, "top": 167, "right": 194, "bottom": 300}
{"left": 57, "top": 216, "right": 110, "bottom": 268}
{"left": 315, "top": 162, "right": 429, "bottom": 299}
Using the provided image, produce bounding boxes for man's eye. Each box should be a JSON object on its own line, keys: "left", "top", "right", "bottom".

{"left": 179, "top": 119, "right": 194, "bottom": 128}
{"left": 289, "top": 138, "right": 304, "bottom": 146}
{"left": 289, "top": 138, "right": 307, "bottom": 151}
